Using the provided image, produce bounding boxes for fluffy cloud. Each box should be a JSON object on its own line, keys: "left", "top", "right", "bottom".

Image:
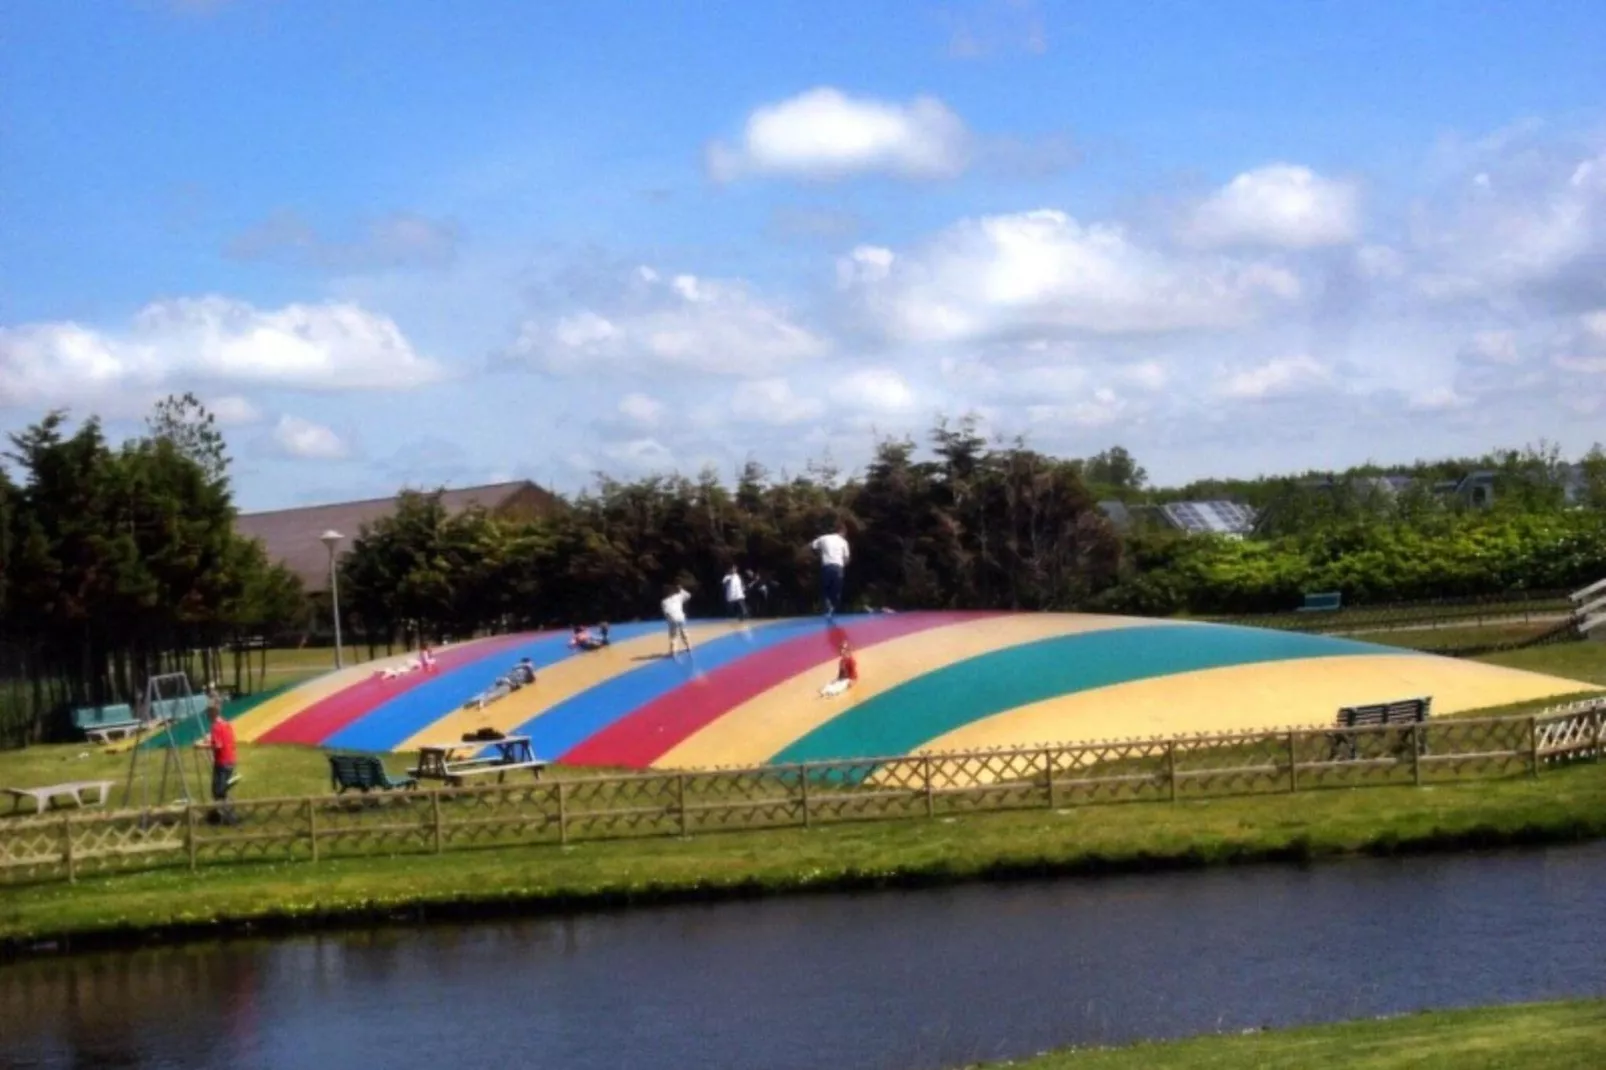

{"left": 1217, "top": 355, "right": 1334, "bottom": 400}
{"left": 271, "top": 415, "right": 349, "bottom": 460}
{"left": 1186, "top": 165, "right": 1361, "bottom": 249}
{"left": 227, "top": 210, "right": 460, "bottom": 270}
{"left": 830, "top": 368, "right": 916, "bottom": 413}
{"left": 731, "top": 378, "right": 825, "bottom": 424}
{"left": 1410, "top": 140, "right": 1606, "bottom": 309}
{"left": 617, "top": 392, "right": 667, "bottom": 427}
{"left": 707, "top": 88, "right": 970, "bottom": 182}
{"left": 507, "top": 267, "right": 828, "bottom": 377}
{"left": 839, "top": 210, "right": 1301, "bottom": 344}
{"left": 207, "top": 395, "right": 262, "bottom": 426}
{"left": 0, "top": 296, "right": 442, "bottom": 410}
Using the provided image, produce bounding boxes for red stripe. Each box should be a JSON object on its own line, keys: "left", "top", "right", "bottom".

{"left": 259, "top": 633, "right": 534, "bottom": 746}
{"left": 561, "top": 611, "right": 999, "bottom": 768}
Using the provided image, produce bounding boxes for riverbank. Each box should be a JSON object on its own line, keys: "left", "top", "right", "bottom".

{"left": 982, "top": 999, "right": 1606, "bottom": 1069}
{"left": 4, "top": 757, "right": 1604, "bottom": 957}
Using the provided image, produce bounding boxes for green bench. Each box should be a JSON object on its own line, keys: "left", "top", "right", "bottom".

{"left": 1298, "top": 591, "right": 1343, "bottom": 612}
{"left": 71, "top": 703, "right": 140, "bottom": 743}
{"left": 329, "top": 754, "right": 418, "bottom": 794}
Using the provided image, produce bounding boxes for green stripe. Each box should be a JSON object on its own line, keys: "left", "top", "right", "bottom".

{"left": 771, "top": 623, "right": 1393, "bottom": 763}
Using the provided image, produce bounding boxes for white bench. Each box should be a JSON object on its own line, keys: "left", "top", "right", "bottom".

{"left": 85, "top": 722, "right": 144, "bottom": 744}
{"left": 5, "top": 780, "right": 116, "bottom": 815}
{"left": 438, "top": 759, "right": 547, "bottom": 787}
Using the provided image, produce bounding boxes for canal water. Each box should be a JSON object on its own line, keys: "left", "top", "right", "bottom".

{"left": 3, "top": 843, "right": 1603, "bottom": 1070}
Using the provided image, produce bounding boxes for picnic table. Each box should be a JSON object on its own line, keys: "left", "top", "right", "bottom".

{"left": 6, "top": 780, "right": 116, "bottom": 815}
{"left": 411, "top": 735, "right": 546, "bottom": 787}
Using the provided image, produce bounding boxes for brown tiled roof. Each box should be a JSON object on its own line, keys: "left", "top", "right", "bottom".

{"left": 236, "top": 481, "right": 560, "bottom": 592}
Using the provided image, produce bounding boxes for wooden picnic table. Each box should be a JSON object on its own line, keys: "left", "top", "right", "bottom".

{"left": 6, "top": 780, "right": 116, "bottom": 815}
{"left": 412, "top": 736, "right": 546, "bottom": 787}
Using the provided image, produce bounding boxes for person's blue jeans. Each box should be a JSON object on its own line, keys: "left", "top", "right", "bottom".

{"left": 212, "top": 763, "right": 235, "bottom": 801}
{"left": 820, "top": 564, "right": 844, "bottom": 616}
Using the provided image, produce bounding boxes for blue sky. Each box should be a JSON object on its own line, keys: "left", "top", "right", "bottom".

{"left": 3, "top": 0, "right": 1605, "bottom": 510}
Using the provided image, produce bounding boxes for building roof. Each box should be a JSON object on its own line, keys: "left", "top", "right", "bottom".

{"left": 235, "top": 481, "right": 558, "bottom": 592}
{"left": 1160, "top": 500, "right": 1257, "bottom": 536}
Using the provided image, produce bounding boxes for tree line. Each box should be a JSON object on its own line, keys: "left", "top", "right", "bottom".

{"left": 0, "top": 398, "right": 303, "bottom": 745}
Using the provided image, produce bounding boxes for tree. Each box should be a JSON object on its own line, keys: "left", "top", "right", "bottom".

{"left": 1083, "top": 446, "right": 1148, "bottom": 495}
{"left": 146, "top": 392, "right": 229, "bottom": 485}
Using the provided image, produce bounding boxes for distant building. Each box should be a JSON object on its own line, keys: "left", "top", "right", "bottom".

{"left": 1157, "top": 500, "right": 1258, "bottom": 536}
{"left": 235, "top": 481, "right": 561, "bottom": 592}
{"left": 1434, "top": 471, "right": 1497, "bottom": 509}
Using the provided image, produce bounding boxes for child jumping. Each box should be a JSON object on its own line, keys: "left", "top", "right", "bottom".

{"left": 661, "top": 585, "right": 694, "bottom": 657}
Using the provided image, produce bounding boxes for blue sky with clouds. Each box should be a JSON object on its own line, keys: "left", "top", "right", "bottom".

{"left": 3, "top": 0, "right": 1605, "bottom": 510}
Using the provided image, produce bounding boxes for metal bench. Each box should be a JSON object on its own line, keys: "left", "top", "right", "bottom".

{"left": 328, "top": 754, "right": 418, "bottom": 794}
{"left": 72, "top": 702, "right": 140, "bottom": 743}
{"left": 5, "top": 780, "right": 116, "bottom": 815}
{"left": 1328, "top": 697, "right": 1431, "bottom": 760}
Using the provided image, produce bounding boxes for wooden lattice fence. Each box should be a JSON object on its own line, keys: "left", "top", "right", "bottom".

{"left": 1, "top": 701, "right": 1602, "bottom": 887}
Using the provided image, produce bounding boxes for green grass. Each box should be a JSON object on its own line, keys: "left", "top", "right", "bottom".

{"left": 981, "top": 1000, "right": 1606, "bottom": 1070}
{"left": 3, "top": 754, "right": 1604, "bottom": 950}
{"left": 1350, "top": 621, "right": 1559, "bottom": 651}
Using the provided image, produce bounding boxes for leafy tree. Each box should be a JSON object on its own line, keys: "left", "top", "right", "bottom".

{"left": 146, "top": 392, "right": 229, "bottom": 485}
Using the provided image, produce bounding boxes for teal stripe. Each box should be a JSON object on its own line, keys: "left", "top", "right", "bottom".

{"left": 770, "top": 623, "right": 1394, "bottom": 763}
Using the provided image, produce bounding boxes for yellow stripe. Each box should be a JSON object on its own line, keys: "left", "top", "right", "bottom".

{"left": 392, "top": 623, "right": 738, "bottom": 752}
{"left": 654, "top": 613, "right": 1159, "bottom": 770}
{"left": 233, "top": 639, "right": 494, "bottom": 742}
{"left": 919, "top": 653, "right": 1601, "bottom": 759}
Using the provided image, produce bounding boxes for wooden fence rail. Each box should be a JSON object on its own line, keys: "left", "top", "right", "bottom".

{"left": 2, "top": 702, "right": 1602, "bottom": 887}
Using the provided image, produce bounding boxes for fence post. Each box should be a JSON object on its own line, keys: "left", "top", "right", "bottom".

{"left": 557, "top": 780, "right": 568, "bottom": 845}
{"left": 185, "top": 803, "right": 198, "bottom": 871}
{"left": 675, "top": 774, "right": 688, "bottom": 836}
{"left": 1166, "top": 740, "right": 1178, "bottom": 802}
{"left": 1286, "top": 732, "right": 1298, "bottom": 793}
{"left": 61, "top": 814, "right": 75, "bottom": 883}
{"left": 1411, "top": 725, "right": 1423, "bottom": 786}
{"left": 1529, "top": 715, "right": 1541, "bottom": 777}
{"left": 798, "top": 763, "right": 811, "bottom": 828}
{"left": 922, "top": 756, "right": 935, "bottom": 818}
{"left": 306, "top": 798, "right": 319, "bottom": 863}
{"left": 431, "top": 791, "right": 444, "bottom": 853}
{"left": 1043, "top": 747, "right": 1056, "bottom": 809}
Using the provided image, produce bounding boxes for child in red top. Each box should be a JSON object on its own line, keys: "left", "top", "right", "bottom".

{"left": 819, "top": 641, "right": 858, "bottom": 698}
{"left": 194, "top": 696, "right": 239, "bottom": 823}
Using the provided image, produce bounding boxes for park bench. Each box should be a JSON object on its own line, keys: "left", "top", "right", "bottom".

{"left": 410, "top": 736, "right": 546, "bottom": 787}
{"left": 72, "top": 702, "right": 140, "bottom": 744}
{"left": 1298, "top": 591, "right": 1343, "bottom": 612}
{"left": 1327, "top": 696, "right": 1431, "bottom": 761}
{"left": 5, "top": 780, "right": 116, "bottom": 815}
{"left": 328, "top": 754, "right": 418, "bottom": 794}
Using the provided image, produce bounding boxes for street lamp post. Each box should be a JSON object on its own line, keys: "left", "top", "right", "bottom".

{"left": 320, "top": 529, "right": 345, "bottom": 669}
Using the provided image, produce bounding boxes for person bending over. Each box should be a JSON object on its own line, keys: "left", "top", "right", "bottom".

{"left": 819, "top": 640, "right": 858, "bottom": 698}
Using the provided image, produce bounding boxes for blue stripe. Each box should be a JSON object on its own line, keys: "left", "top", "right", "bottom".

{"left": 326, "top": 623, "right": 664, "bottom": 751}
{"left": 503, "top": 616, "right": 844, "bottom": 761}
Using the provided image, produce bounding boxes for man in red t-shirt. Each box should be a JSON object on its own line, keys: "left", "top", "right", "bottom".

{"left": 819, "top": 641, "right": 858, "bottom": 698}
{"left": 194, "top": 696, "right": 238, "bottom": 822}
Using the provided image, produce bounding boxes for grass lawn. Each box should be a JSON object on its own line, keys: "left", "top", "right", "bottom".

{"left": 1350, "top": 621, "right": 1559, "bottom": 651}
{"left": 985, "top": 1000, "right": 1606, "bottom": 1070}
{"left": 3, "top": 752, "right": 1604, "bottom": 948}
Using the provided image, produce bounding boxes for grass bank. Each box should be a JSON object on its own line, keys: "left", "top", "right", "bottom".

{"left": 979, "top": 999, "right": 1606, "bottom": 1069}
{"left": 4, "top": 757, "right": 1604, "bottom": 955}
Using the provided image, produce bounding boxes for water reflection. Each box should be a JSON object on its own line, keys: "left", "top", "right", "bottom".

{"left": 3, "top": 844, "right": 1603, "bottom": 1070}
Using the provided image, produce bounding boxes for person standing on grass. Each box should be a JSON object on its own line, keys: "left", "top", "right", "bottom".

{"left": 810, "top": 522, "right": 851, "bottom": 621}
{"left": 723, "top": 564, "right": 748, "bottom": 621}
{"left": 193, "top": 696, "right": 238, "bottom": 824}
{"left": 661, "top": 584, "right": 694, "bottom": 657}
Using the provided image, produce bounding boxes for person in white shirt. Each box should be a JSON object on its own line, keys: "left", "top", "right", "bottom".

{"left": 810, "top": 524, "right": 851, "bottom": 620}
{"left": 660, "top": 584, "right": 694, "bottom": 657}
{"left": 722, "top": 565, "right": 747, "bottom": 620}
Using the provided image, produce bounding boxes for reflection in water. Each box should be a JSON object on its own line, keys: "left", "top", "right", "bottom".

{"left": 2, "top": 844, "right": 1604, "bottom": 1070}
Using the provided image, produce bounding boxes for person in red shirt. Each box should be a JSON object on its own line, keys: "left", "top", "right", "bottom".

{"left": 194, "top": 695, "right": 239, "bottom": 822}
{"left": 819, "top": 641, "right": 858, "bottom": 698}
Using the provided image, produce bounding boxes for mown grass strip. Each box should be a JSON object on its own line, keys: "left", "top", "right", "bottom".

{"left": 973, "top": 999, "right": 1606, "bottom": 1069}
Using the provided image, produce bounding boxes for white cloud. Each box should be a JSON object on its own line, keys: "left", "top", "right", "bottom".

{"left": 830, "top": 368, "right": 916, "bottom": 413}
{"left": 707, "top": 87, "right": 970, "bottom": 182}
{"left": 840, "top": 209, "right": 1301, "bottom": 344}
{"left": 1217, "top": 355, "right": 1334, "bottom": 400}
{"left": 731, "top": 377, "right": 825, "bottom": 424}
{"left": 1025, "top": 388, "right": 1128, "bottom": 429}
{"left": 0, "top": 296, "right": 442, "bottom": 411}
{"left": 602, "top": 437, "right": 675, "bottom": 472}
{"left": 1187, "top": 165, "right": 1361, "bottom": 249}
{"left": 271, "top": 415, "right": 348, "bottom": 460}
{"left": 507, "top": 267, "right": 827, "bottom": 377}
{"left": 227, "top": 210, "right": 460, "bottom": 270}
{"left": 618, "top": 392, "right": 666, "bottom": 427}
{"left": 207, "top": 395, "right": 262, "bottom": 426}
